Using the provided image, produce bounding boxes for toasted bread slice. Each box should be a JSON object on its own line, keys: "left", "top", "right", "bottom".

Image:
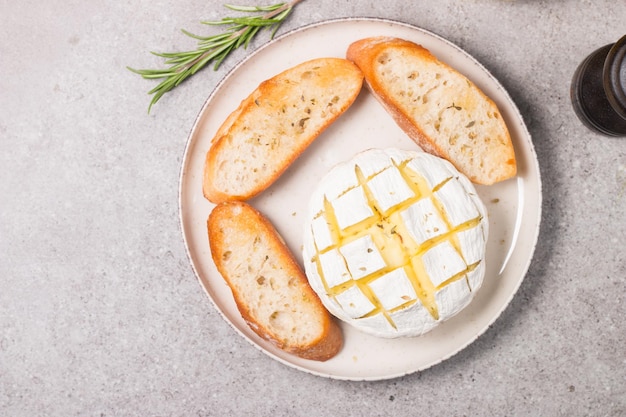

{"left": 208, "top": 201, "right": 343, "bottom": 361}
{"left": 203, "top": 58, "right": 364, "bottom": 203}
{"left": 347, "top": 37, "right": 516, "bottom": 185}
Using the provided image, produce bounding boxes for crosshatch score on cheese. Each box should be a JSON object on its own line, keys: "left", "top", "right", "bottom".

{"left": 302, "top": 148, "right": 489, "bottom": 338}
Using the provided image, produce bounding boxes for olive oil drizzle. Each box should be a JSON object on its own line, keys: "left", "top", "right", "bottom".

{"left": 311, "top": 158, "right": 483, "bottom": 328}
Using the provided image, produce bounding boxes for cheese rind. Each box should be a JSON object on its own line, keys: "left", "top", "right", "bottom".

{"left": 400, "top": 198, "right": 449, "bottom": 244}
{"left": 368, "top": 268, "right": 417, "bottom": 310}
{"left": 332, "top": 186, "right": 374, "bottom": 229}
{"left": 422, "top": 241, "right": 467, "bottom": 288}
{"left": 318, "top": 249, "right": 351, "bottom": 288}
{"left": 302, "top": 148, "right": 489, "bottom": 338}
{"left": 367, "top": 167, "right": 415, "bottom": 212}
{"left": 340, "top": 235, "right": 386, "bottom": 279}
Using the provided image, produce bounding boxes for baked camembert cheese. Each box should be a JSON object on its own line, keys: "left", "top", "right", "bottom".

{"left": 302, "top": 148, "right": 488, "bottom": 338}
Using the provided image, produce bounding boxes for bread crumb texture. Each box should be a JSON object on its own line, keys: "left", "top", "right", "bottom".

{"left": 203, "top": 58, "right": 364, "bottom": 203}
{"left": 209, "top": 201, "right": 342, "bottom": 361}
{"left": 347, "top": 37, "right": 516, "bottom": 185}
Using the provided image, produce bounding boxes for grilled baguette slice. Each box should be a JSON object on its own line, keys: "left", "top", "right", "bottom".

{"left": 208, "top": 201, "right": 343, "bottom": 361}
{"left": 203, "top": 58, "right": 364, "bottom": 203}
{"left": 347, "top": 37, "right": 516, "bottom": 185}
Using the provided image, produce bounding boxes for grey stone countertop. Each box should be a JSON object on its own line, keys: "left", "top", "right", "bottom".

{"left": 1, "top": 0, "right": 625, "bottom": 416}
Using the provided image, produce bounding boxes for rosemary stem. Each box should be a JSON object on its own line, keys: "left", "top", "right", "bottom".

{"left": 176, "top": 0, "right": 302, "bottom": 75}
{"left": 130, "top": 0, "right": 305, "bottom": 112}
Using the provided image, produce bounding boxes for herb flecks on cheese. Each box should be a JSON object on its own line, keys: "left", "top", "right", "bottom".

{"left": 303, "top": 148, "right": 488, "bottom": 338}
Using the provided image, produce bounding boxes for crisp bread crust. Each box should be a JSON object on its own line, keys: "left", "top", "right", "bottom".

{"left": 347, "top": 36, "right": 517, "bottom": 185}
{"left": 208, "top": 201, "right": 343, "bottom": 361}
{"left": 203, "top": 58, "right": 364, "bottom": 203}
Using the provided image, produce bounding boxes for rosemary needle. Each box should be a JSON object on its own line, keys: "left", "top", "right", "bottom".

{"left": 128, "top": 0, "right": 304, "bottom": 113}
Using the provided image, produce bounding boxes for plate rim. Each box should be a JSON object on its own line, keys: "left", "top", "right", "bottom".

{"left": 178, "top": 16, "right": 542, "bottom": 381}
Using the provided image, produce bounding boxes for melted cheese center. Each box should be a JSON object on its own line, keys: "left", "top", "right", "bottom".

{"left": 306, "top": 149, "right": 486, "bottom": 332}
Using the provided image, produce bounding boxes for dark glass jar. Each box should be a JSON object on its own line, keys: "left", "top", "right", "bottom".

{"left": 571, "top": 34, "right": 626, "bottom": 136}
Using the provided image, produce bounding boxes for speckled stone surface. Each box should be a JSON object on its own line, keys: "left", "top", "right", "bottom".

{"left": 1, "top": 0, "right": 625, "bottom": 415}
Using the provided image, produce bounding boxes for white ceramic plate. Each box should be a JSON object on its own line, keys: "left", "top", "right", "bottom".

{"left": 179, "top": 18, "right": 541, "bottom": 381}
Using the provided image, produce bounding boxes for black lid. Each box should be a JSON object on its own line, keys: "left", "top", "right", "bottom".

{"left": 604, "top": 34, "right": 626, "bottom": 120}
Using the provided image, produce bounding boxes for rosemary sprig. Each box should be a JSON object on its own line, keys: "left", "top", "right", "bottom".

{"left": 128, "top": 0, "right": 304, "bottom": 112}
